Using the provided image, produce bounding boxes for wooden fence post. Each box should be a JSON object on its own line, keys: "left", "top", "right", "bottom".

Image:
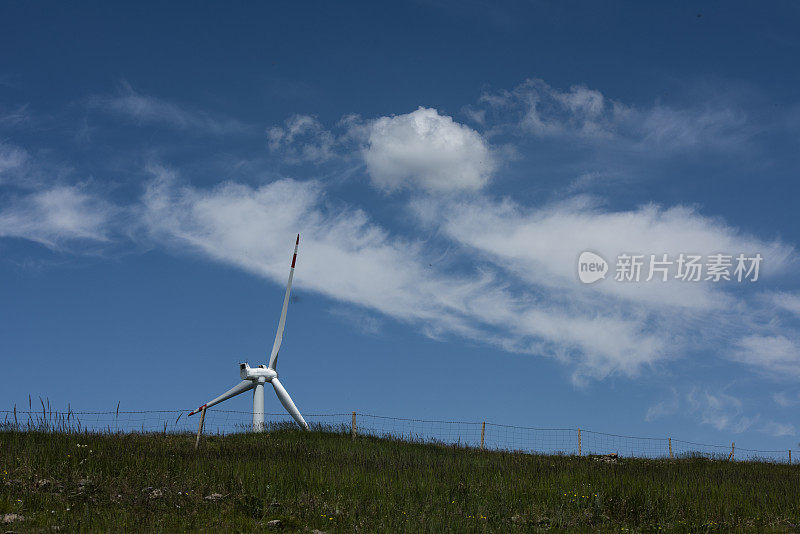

{"left": 351, "top": 411, "right": 356, "bottom": 440}
{"left": 789, "top": 450, "right": 792, "bottom": 464}
{"left": 727, "top": 441, "right": 735, "bottom": 461}
{"left": 480, "top": 421, "right": 485, "bottom": 450}
{"left": 578, "top": 428, "right": 582, "bottom": 456}
{"left": 194, "top": 406, "right": 206, "bottom": 450}
{"left": 669, "top": 437, "right": 673, "bottom": 459}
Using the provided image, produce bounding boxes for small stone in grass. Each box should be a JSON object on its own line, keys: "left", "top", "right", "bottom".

{"left": 3, "top": 513, "right": 25, "bottom": 524}
{"left": 267, "top": 519, "right": 282, "bottom": 528}
{"left": 204, "top": 493, "right": 223, "bottom": 501}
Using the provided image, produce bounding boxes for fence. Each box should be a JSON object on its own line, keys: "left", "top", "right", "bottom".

{"left": 1, "top": 407, "right": 795, "bottom": 464}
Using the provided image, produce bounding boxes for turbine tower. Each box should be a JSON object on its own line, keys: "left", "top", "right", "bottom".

{"left": 188, "top": 234, "right": 308, "bottom": 431}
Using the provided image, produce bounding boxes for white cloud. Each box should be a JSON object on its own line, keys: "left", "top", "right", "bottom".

{"left": 412, "top": 195, "right": 793, "bottom": 310}
{"left": 645, "top": 388, "right": 680, "bottom": 421}
{"left": 770, "top": 292, "right": 800, "bottom": 317}
{"left": 139, "top": 167, "right": 667, "bottom": 381}
{"left": 475, "top": 78, "right": 749, "bottom": 151}
{"left": 773, "top": 391, "right": 800, "bottom": 407}
{"left": 264, "top": 107, "right": 497, "bottom": 193}
{"left": 0, "top": 144, "right": 28, "bottom": 181}
{"left": 0, "top": 184, "right": 116, "bottom": 249}
{"left": 4, "top": 78, "right": 790, "bottom": 391}
{"left": 762, "top": 420, "right": 796, "bottom": 437}
{"left": 133, "top": 162, "right": 800, "bottom": 384}
{"left": 647, "top": 387, "right": 795, "bottom": 437}
{"left": 90, "top": 83, "right": 250, "bottom": 135}
{"left": 732, "top": 335, "right": 800, "bottom": 379}
{"left": 329, "top": 306, "right": 384, "bottom": 336}
{"left": 0, "top": 104, "right": 29, "bottom": 128}
{"left": 362, "top": 107, "right": 495, "bottom": 193}
{"left": 267, "top": 114, "right": 337, "bottom": 163}
{"left": 687, "top": 388, "right": 757, "bottom": 433}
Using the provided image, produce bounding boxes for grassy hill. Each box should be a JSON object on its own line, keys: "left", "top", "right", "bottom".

{"left": 1, "top": 426, "right": 799, "bottom": 532}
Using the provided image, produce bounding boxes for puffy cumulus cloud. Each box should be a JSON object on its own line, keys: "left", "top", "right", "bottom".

{"left": 140, "top": 166, "right": 664, "bottom": 382}
{"left": 732, "top": 335, "right": 800, "bottom": 379}
{"left": 473, "top": 78, "right": 749, "bottom": 151}
{"left": 362, "top": 107, "right": 495, "bottom": 193}
{"left": 0, "top": 184, "right": 117, "bottom": 249}
{"left": 263, "top": 108, "right": 496, "bottom": 192}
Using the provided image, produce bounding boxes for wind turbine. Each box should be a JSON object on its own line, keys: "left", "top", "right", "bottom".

{"left": 188, "top": 234, "right": 309, "bottom": 431}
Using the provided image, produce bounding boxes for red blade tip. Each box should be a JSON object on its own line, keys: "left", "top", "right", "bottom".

{"left": 296, "top": 233, "right": 300, "bottom": 244}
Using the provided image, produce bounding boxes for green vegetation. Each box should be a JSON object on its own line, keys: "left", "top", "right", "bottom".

{"left": 1, "top": 426, "right": 799, "bottom": 532}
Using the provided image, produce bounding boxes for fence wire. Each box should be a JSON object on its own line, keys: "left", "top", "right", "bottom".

{"left": 0, "top": 408, "right": 795, "bottom": 464}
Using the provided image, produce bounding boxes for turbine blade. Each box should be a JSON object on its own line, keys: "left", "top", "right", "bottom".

{"left": 268, "top": 234, "right": 299, "bottom": 370}
{"left": 271, "top": 377, "right": 308, "bottom": 429}
{"left": 188, "top": 380, "right": 255, "bottom": 415}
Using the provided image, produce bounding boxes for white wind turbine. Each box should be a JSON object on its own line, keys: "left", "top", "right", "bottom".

{"left": 188, "top": 234, "right": 309, "bottom": 431}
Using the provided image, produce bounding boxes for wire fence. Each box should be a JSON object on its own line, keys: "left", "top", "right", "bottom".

{"left": 1, "top": 407, "right": 795, "bottom": 464}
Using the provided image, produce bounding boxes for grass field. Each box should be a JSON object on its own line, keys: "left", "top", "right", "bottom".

{"left": 1, "top": 426, "right": 799, "bottom": 532}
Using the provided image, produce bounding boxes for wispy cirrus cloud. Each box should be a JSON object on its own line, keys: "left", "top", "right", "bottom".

{"left": 0, "top": 184, "right": 118, "bottom": 249}
{"left": 688, "top": 388, "right": 759, "bottom": 434}
{"left": 773, "top": 391, "right": 800, "bottom": 407}
{"left": 469, "top": 78, "right": 750, "bottom": 152}
{"left": 138, "top": 164, "right": 668, "bottom": 381}
{"left": 732, "top": 335, "right": 800, "bottom": 379}
{"left": 411, "top": 194, "right": 793, "bottom": 310}
{"left": 0, "top": 143, "right": 28, "bottom": 182}
{"left": 169, "top": 82, "right": 798, "bottom": 384}
{"left": 0, "top": 104, "right": 30, "bottom": 128}
{"left": 3, "top": 78, "right": 798, "bottom": 392}
{"left": 136, "top": 157, "right": 795, "bottom": 385}
{"left": 761, "top": 420, "right": 796, "bottom": 437}
{"left": 89, "top": 82, "right": 252, "bottom": 135}
{"left": 647, "top": 387, "right": 795, "bottom": 437}
{"left": 267, "top": 114, "right": 338, "bottom": 163}
{"left": 769, "top": 291, "right": 800, "bottom": 317}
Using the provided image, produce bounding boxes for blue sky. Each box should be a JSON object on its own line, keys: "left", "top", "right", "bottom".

{"left": 2, "top": 1, "right": 800, "bottom": 449}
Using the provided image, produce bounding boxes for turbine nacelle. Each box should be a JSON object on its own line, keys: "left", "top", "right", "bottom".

{"left": 239, "top": 362, "right": 277, "bottom": 381}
